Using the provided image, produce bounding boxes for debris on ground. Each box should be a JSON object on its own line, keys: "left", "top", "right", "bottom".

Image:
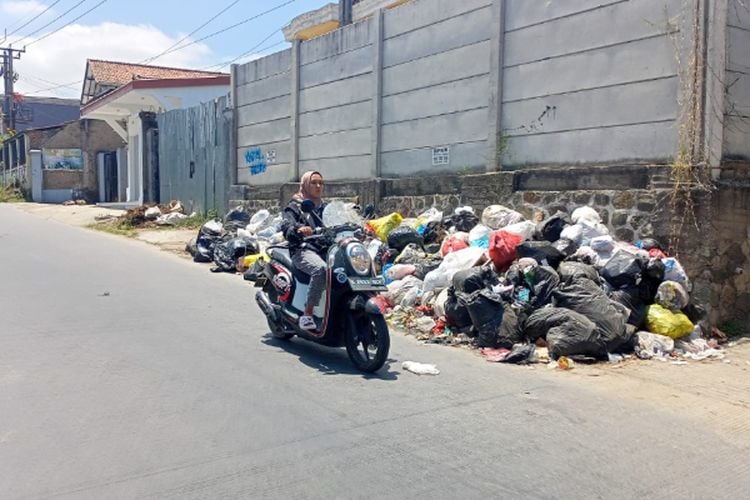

{"left": 402, "top": 361, "right": 440, "bottom": 375}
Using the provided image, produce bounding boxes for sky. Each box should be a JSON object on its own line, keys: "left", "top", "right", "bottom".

{"left": 0, "top": 0, "right": 333, "bottom": 99}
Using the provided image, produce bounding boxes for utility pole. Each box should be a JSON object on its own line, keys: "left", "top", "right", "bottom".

{"left": 1, "top": 46, "right": 25, "bottom": 133}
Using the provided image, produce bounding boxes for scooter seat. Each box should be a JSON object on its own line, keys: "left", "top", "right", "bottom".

{"left": 269, "top": 247, "right": 293, "bottom": 269}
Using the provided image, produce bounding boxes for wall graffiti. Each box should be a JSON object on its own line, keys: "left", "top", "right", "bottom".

{"left": 245, "top": 147, "right": 267, "bottom": 176}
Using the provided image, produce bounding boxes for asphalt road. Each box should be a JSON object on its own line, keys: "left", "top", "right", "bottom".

{"left": 1, "top": 204, "right": 749, "bottom": 499}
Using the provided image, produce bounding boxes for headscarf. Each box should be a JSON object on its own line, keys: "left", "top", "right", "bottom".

{"left": 294, "top": 170, "right": 323, "bottom": 206}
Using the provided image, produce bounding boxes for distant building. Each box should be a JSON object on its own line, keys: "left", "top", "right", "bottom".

{"left": 2, "top": 94, "right": 80, "bottom": 132}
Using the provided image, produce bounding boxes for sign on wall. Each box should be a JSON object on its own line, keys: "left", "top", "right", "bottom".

{"left": 42, "top": 148, "right": 83, "bottom": 170}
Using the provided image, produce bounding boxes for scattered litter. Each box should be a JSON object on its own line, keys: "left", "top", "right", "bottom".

{"left": 402, "top": 361, "right": 440, "bottom": 375}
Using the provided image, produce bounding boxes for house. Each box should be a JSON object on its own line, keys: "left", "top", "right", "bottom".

{"left": 79, "top": 59, "right": 229, "bottom": 205}
{"left": 8, "top": 95, "right": 80, "bottom": 132}
{"left": 0, "top": 119, "right": 125, "bottom": 203}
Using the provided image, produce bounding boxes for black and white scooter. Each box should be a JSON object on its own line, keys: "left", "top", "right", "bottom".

{"left": 253, "top": 201, "right": 390, "bottom": 372}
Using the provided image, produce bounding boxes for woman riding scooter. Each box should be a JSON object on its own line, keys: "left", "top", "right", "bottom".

{"left": 281, "top": 171, "right": 327, "bottom": 331}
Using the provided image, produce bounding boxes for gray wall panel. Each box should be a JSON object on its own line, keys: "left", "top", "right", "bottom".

{"left": 299, "top": 128, "right": 372, "bottom": 160}
{"left": 382, "top": 41, "right": 490, "bottom": 96}
{"left": 384, "top": 0, "right": 491, "bottom": 39}
{"left": 723, "top": 115, "right": 750, "bottom": 157}
{"left": 726, "top": 71, "right": 750, "bottom": 117}
{"left": 299, "top": 155, "right": 372, "bottom": 180}
{"left": 236, "top": 49, "right": 291, "bottom": 86}
{"left": 299, "top": 74, "right": 372, "bottom": 113}
{"left": 237, "top": 118, "right": 291, "bottom": 146}
{"left": 503, "top": 35, "right": 677, "bottom": 102}
{"left": 503, "top": 122, "right": 677, "bottom": 166}
{"left": 727, "top": 25, "right": 750, "bottom": 72}
{"left": 382, "top": 74, "right": 488, "bottom": 124}
{"left": 383, "top": 5, "right": 491, "bottom": 68}
{"left": 504, "top": 0, "right": 682, "bottom": 67}
{"left": 299, "top": 101, "right": 372, "bottom": 137}
{"left": 301, "top": 18, "right": 373, "bottom": 64}
{"left": 236, "top": 72, "right": 290, "bottom": 106}
{"left": 237, "top": 95, "right": 291, "bottom": 127}
{"left": 299, "top": 44, "right": 374, "bottom": 89}
{"left": 381, "top": 108, "right": 488, "bottom": 152}
{"left": 381, "top": 140, "right": 487, "bottom": 176}
{"left": 502, "top": 77, "right": 678, "bottom": 136}
{"left": 728, "top": 0, "right": 750, "bottom": 28}
{"left": 505, "top": 0, "right": 623, "bottom": 31}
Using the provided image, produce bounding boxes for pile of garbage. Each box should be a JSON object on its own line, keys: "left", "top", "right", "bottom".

{"left": 121, "top": 200, "right": 189, "bottom": 227}
{"left": 184, "top": 203, "right": 726, "bottom": 366}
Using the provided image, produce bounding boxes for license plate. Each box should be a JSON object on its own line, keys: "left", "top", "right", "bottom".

{"left": 348, "top": 277, "right": 387, "bottom": 291}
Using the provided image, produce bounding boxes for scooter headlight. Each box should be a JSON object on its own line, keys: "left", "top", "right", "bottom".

{"left": 346, "top": 242, "right": 372, "bottom": 275}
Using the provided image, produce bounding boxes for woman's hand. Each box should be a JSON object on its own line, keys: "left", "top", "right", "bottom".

{"left": 297, "top": 226, "right": 314, "bottom": 237}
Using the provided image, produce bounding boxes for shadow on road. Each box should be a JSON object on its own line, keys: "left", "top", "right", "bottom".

{"left": 262, "top": 334, "right": 399, "bottom": 380}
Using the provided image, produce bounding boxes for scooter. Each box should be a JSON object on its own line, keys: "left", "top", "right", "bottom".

{"left": 253, "top": 200, "right": 391, "bottom": 372}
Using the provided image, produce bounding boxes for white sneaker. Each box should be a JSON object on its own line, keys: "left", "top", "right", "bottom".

{"left": 298, "top": 315, "right": 316, "bottom": 331}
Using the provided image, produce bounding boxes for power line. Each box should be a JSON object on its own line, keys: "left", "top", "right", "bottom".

{"left": 140, "top": 0, "right": 242, "bottom": 64}
{"left": 4, "top": 0, "right": 62, "bottom": 40}
{"left": 142, "top": 0, "right": 296, "bottom": 62}
{"left": 203, "top": 29, "right": 284, "bottom": 71}
{"left": 10, "top": 0, "right": 88, "bottom": 45}
{"left": 25, "top": 0, "right": 108, "bottom": 47}
{"left": 21, "top": 79, "right": 82, "bottom": 96}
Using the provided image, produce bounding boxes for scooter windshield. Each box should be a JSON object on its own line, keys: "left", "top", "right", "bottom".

{"left": 323, "top": 201, "right": 363, "bottom": 228}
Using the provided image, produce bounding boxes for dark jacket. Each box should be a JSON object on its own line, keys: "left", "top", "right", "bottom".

{"left": 281, "top": 198, "right": 327, "bottom": 251}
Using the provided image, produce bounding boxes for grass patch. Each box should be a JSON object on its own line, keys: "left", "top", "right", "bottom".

{"left": 162, "top": 212, "right": 215, "bottom": 230}
{"left": 86, "top": 218, "right": 137, "bottom": 237}
{"left": 0, "top": 185, "right": 25, "bottom": 203}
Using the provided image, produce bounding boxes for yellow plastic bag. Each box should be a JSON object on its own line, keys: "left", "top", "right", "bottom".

{"left": 239, "top": 253, "right": 268, "bottom": 272}
{"left": 645, "top": 304, "right": 694, "bottom": 339}
{"left": 366, "top": 212, "right": 403, "bottom": 241}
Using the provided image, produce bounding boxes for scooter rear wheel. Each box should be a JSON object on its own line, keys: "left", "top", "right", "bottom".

{"left": 264, "top": 287, "right": 294, "bottom": 340}
{"left": 345, "top": 313, "right": 390, "bottom": 372}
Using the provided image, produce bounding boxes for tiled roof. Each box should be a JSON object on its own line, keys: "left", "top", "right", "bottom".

{"left": 87, "top": 59, "right": 227, "bottom": 86}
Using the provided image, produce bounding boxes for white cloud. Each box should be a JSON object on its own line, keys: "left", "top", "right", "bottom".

{"left": 14, "top": 22, "right": 217, "bottom": 99}
{"left": 1, "top": 0, "right": 48, "bottom": 16}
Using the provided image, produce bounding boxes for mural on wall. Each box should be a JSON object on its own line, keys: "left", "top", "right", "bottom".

{"left": 42, "top": 148, "right": 83, "bottom": 170}
{"left": 244, "top": 147, "right": 276, "bottom": 176}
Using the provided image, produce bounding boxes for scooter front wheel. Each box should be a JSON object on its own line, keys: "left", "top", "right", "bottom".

{"left": 345, "top": 313, "right": 390, "bottom": 372}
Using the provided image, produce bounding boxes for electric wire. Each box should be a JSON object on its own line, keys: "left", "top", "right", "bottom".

{"left": 10, "top": 0, "right": 89, "bottom": 45}
{"left": 140, "top": 0, "right": 242, "bottom": 64}
{"left": 25, "top": 0, "right": 108, "bottom": 47}
{"left": 3, "top": 0, "right": 62, "bottom": 39}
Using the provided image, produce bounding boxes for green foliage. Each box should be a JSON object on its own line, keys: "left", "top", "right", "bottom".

{"left": 718, "top": 320, "right": 746, "bottom": 338}
{"left": 86, "top": 219, "right": 137, "bottom": 238}
{"left": 0, "top": 184, "right": 25, "bottom": 203}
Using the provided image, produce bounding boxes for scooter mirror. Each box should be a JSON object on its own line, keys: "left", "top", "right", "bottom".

{"left": 300, "top": 199, "right": 315, "bottom": 213}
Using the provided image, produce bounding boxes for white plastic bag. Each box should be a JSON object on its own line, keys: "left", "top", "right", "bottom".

{"left": 432, "top": 287, "right": 450, "bottom": 319}
{"left": 590, "top": 235, "right": 615, "bottom": 253}
{"left": 386, "top": 264, "right": 417, "bottom": 281}
{"left": 402, "top": 361, "right": 440, "bottom": 375}
{"left": 571, "top": 206, "right": 601, "bottom": 224}
{"left": 636, "top": 331, "right": 675, "bottom": 359}
{"left": 203, "top": 219, "right": 224, "bottom": 235}
{"left": 386, "top": 275, "right": 423, "bottom": 305}
{"left": 454, "top": 206, "right": 475, "bottom": 215}
{"left": 503, "top": 220, "right": 537, "bottom": 241}
{"left": 145, "top": 206, "right": 162, "bottom": 220}
{"left": 367, "top": 238, "right": 383, "bottom": 259}
{"left": 663, "top": 257, "right": 690, "bottom": 290}
{"left": 414, "top": 316, "right": 435, "bottom": 332}
{"left": 423, "top": 246, "right": 485, "bottom": 292}
{"left": 247, "top": 209, "right": 270, "bottom": 233}
{"left": 560, "top": 224, "right": 584, "bottom": 245}
{"left": 481, "top": 205, "right": 524, "bottom": 229}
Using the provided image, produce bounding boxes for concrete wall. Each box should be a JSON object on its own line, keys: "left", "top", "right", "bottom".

{"left": 724, "top": 0, "right": 750, "bottom": 159}
{"left": 501, "top": 0, "right": 683, "bottom": 166}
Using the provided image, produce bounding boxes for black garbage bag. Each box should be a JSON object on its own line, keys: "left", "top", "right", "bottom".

{"left": 413, "top": 257, "right": 442, "bottom": 280}
{"left": 223, "top": 207, "right": 252, "bottom": 233}
{"left": 387, "top": 225, "right": 424, "bottom": 253}
{"left": 552, "top": 238, "right": 578, "bottom": 257}
{"left": 194, "top": 223, "right": 223, "bottom": 263}
{"left": 452, "top": 265, "right": 498, "bottom": 294}
{"left": 640, "top": 258, "right": 666, "bottom": 302}
{"left": 558, "top": 261, "right": 599, "bottom": 283}
{"left": 538, "top": 211, "right": 571, "bottom": 242}
{"left": 501, "top": 343, "right": 536, "bottom": 364}
{"left": 212, "top": 235, "right": 260, "bottom": 273}
{"left": 421, "top": 220, "right": 445, "bottom": 245}
{"left": 600, "top": 251, "right": 645, "bottom": 288}
{"left": 451, "top": 211, "right": 480, "bottom": 232}
{"left": 552, "top": 277, "right": 633, "bottom": 353}
{"left": 610, "top": 286, "right": 647, "bottom": 329}
{"left": 505, "top": 263, "right": 524, "bottom": 287}
{"left": 466, "top": 290, "right": 521, "bottom": 348}
{"left": 444, "top": 287, "right": 473, "bottom": 331}
{"left": 683, "top": 302, "right": 707, "bottom": 324}
{"left": 516, "top": 241, "right": 566, "bottom": 268}
{"left": 243, "top": 257, "right": 266, "bottom": 282}
{"left": 524, "top": 307, "right": 608, "bottom": 360}
{"left": 185, "top": 237, "right": 198, "bottom": 258}
{"left": 524, "top": 265, "right": 560, "bottom": 308}
{"left": 375, "top": 245, "right": 398, "bottom": 267}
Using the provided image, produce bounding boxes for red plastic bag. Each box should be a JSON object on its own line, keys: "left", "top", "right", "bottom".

{"left": 488, "top": 230, "right": 522, "bottom": 272}
{"left": 441, "top": 236, "right": 469, "bottom": 256}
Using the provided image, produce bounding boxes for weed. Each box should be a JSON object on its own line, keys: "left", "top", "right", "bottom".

{"left": 86, "top": 218, "right": 137, "bottom": 238}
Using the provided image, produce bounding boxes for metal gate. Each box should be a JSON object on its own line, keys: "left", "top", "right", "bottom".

{"left": 157, "top": 96, "right": 230, "bottom": 215}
